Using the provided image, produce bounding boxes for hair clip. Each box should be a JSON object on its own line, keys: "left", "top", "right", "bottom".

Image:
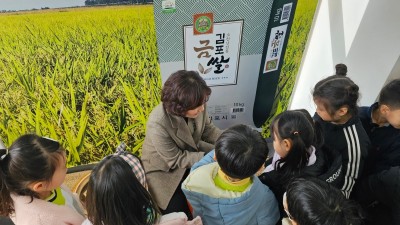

{"left": 42, "top": 136, "right": 59, "bottom": 143}
{"left": 293, "top": 131, "right": 299, "bottom": 135}
{"left": 1, "top": 148, "right": 9, "bottom": 160}
{"left": 115, "top": 142, "right": 127, "bottom": 153}
{"left": 113, "top": 142, "right": 148, "bottom": 190}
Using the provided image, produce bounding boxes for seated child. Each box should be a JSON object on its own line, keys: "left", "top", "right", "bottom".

{"left": 83, "top": 143, "right": 202, "bottom": 225}
{"left": 283, "top": 177, "right": 364, "bottom": 225}
{"left": 182, "top": 124, "right": 280, "bottom": 225}
{"left": 0, "top": 134, "right": 85, "bottom": 225}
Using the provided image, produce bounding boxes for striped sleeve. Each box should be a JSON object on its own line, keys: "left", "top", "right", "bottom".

{"left": 341, "top": 125, "right": 362, "bottom": 198}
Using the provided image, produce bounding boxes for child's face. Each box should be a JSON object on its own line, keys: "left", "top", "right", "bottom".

{"left": 273, "top": 130, "right": 289, "bottom": 158}
{"left": 46, "top": 152, "right": 68, "bottom": 190}
{"left": 385, "top": 107, "right": 400, "bottom": 129}
{"left": 314, "top": 98, "right": 347, "bottom": 123}
{"left": 314, "top": 98, "right": 334, "bottom": 121}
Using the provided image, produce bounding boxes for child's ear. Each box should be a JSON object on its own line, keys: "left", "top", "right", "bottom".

{"left": 337, "top": 106, "right": 349, "bottom": 117}
{"left": 282, "top": 139, "right": 292, "bottom": 152}
{"left": 28, "top": 181, "right": 48, "bottom": 193}
{"left": 255, "top": 164, "right": 266, "bottom": 176}
{"left": 379, "top": 104, "right": 390, "bottom": 115}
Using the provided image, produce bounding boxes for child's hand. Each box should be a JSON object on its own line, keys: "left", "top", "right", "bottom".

{"left": 186, "top": 216, "right": 202, "bottom": 225}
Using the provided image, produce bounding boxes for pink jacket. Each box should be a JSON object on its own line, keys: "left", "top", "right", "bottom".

{"left": 11, "top": 194, "right": 85, "bottom": 225}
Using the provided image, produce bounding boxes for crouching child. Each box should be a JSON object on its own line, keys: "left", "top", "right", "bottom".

{"left": 182, "top": 124, "right": 280, "bottom": 225}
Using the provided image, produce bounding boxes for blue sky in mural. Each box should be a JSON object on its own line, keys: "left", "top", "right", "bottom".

{"left": 0, "top": 0, "right": 85, "bottom": 11}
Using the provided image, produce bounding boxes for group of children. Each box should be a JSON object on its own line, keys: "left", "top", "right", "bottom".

{"left": 180, "top": 64, "right": 399, "bottom": 225}
{"left": 0, "top": 135, "right": 201, "bottom": 225}
{"left": 0, "top": 65, "right": 399, "bottom": 225}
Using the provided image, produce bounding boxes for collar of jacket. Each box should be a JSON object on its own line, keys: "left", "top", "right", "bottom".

{"left": 165, "top": 107, "right": 199, "bottom": 150}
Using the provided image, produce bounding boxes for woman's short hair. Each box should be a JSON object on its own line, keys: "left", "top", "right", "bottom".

{"left": 161, "top": 70, "right": 211, "bottom": 116}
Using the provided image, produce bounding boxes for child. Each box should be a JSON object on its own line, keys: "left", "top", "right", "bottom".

{"left": 312, "top": 72, "right": 370, "bottom": 198}
{"left": 259, "top": 109, "right": 342, "bottom": 218}
{"left": 0, "top": 134, "right": 85, "bottom": 225}
{"left": 182, "top": 124, "right": 280, "bottom": 225}
{"left": 355, "top": 79, "right": 400, "bottom": 224}
{"left": 83, "top": 144, "right": 202, "bottom": 225}
{"left": 283, "top": 177, "right": 364, "bottom": 225}
{"left": 358, "top": 78, "right": 400, "bottom": 174}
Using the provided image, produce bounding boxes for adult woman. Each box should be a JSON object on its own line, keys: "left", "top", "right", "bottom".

{"left": 141, "top": 70, "right": 222, "bottom": 217}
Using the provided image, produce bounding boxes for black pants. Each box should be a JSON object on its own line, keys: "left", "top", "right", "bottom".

{"left": 160, "top": 170, "right": 193, "bottom": 219}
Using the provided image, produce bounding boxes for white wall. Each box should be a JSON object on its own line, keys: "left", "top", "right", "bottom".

{"left": 289, "top": 0, "right": 400, "bottom": 113}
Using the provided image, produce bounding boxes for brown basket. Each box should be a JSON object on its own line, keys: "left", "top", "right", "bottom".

{"left": 65, "top": 163, "right": 97, "bottom": 211}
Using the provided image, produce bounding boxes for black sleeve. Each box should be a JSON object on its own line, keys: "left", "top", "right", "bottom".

{"left": 259, "top": 171, "right": 286, "bottom": 220}
{"left": 355, "top": 167, "right": 400, "bottom": 223}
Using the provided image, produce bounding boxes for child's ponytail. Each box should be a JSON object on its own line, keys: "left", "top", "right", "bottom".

{"left": 294, "top": 109, "right": 324, "bottom": 148}
{"left": 272, "top": 110, "right": 315, "bottom": 182}
{"left": 335, "top": 63, "right": 347, "bottom": 76}
{"left": 313, "top": 66, "right": 360, "bottom": 117}
{"left": 288, "top": 131, "right": 309, "bottom": 168}
{"left": 0, "top": 148, "right": 14, "bottom": 216}
{"left": 312, "top": 121, "right": 324, "bottom": 148}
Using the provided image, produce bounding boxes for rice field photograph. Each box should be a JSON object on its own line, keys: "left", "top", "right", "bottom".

{"left": 0, "top": 0, "right": 318, "bottom": 165}
{"left": 0, "top": 4, "right": 160, "bottom": 165}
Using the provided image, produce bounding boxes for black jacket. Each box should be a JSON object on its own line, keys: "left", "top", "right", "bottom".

{"left": 359, "top": 103, "right": 400, "bottom": 174}
{"left": 314, "top": 113, "right": 370, "bottom": 198}
{"left": 259, "top": 145, "right": 342, "bottom": 218}
{"left": 355, "top": 167, "right": 400, "bottom": 224}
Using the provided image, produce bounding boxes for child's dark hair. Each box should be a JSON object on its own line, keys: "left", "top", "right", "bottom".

{"left": 271, "top": 110, "right": 322, "bottom": 182}
{"left": 293, "top": 109, "right": 324, "bottom": 147}
{"left": 286, "top": 177, "right": 364, "bottom": 225}
{"left": 313, "top": 73, "right": 359, "bottom": 116}
{"left": 378, "top": 79, "right": 400, "bottom": 109}
{"left": 215, "top": 124, "right": 269, "bottom": 179}
{"left": 335, "top": 63, "right": 347, "bottom": 76}
{"left": 85, "top": 153, "right": 159, "bottom": 225}
{"left": 0, "top": 134, "right": 64, "bottom": 216}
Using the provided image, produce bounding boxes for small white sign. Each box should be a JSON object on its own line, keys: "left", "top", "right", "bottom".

{"left": 184, "top": 20, "right": 243, "bottom": 86}
{"left": 263, "top": 24, "right": 288, "bottom": 73}
{"left": 280, "top": 3, "right": 293, "bottom": 23}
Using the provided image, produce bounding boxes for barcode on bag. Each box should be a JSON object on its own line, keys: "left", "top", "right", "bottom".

{"left": 231, "top": 107, "right": 245, "bottom": 114}
{"left": 280, "top": 3, "right": 293, "bottom": 23}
